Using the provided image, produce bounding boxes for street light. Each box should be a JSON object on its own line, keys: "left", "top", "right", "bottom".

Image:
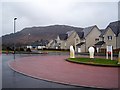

{"left": 13, "top": 17, "right": 17, "bottom": 60}
{"left": 28, "top": 33, "right": 30, "bottom": 48}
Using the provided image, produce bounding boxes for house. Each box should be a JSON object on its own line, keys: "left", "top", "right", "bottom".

{"left": 76, "top": 31, "right": 84, "bottom": 52}
{"left": 65, "top": 31, "right": 81, "bottom": 51}
{"left": 76, "top": 25, "right": 101, "bottom": 52}
{"left": 98, "top": 21, "right": 120, "bottom": 50}
{"left": 49, "top": 30, "right": 81, "bottom": 50}
{"left": 51, "top": 25, "right": 101, "bottom": 52}
{"left": 30, "top": 39, "right": 49, "bottom": 49}
{"left": 56, "top": 33, "right": 68, "bottom": 49}
{"left": 47, "top": 34, "right": 68, "bottom": 49}
{"left": 47, "top": 39, "right": 56, "bottom": 49}
{"left": 47, "top": 21, "right": 120, "bottom": 53}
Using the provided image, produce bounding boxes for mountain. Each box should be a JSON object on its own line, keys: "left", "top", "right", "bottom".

{"left": 2, "top": 25, "right": 83, "bottom": 47}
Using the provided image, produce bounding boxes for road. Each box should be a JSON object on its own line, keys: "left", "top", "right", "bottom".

{"left": 2, "top": 53, "right": 104, "bottom": 89}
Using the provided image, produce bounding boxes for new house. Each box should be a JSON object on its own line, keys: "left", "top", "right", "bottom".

{"left": 76, "top": 25, "right": 101, "bottom": 52}
{"left": 29, "top": 39, "right": 49, "bottom": 49}
{"left": 49, "top": 25, "right": 101, "bottom": 52}
{"left": 96, "top": 21, "right": 120, "bottom": 50}
{"left": 48, "top": 21, "right": 120, "bottom": 53}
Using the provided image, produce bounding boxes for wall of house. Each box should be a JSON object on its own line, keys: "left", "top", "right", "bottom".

{"left": 66, "top": 31, "right": 80, "bottom": 51}
{"left": 55, "top": 35, "right": 66, "bottom": 49}
{"left": 103, "top": 27, "right": 117, "bottom": 49}
{"left": 66, "top": 31, "right": 75, "bottom": 49}
{"left": 117, "top": 33, "right": 120, "bottom": 49}
{"left": 99, "top": 37, "right": 102, "bottom": 41}
{"left": 56, "top": 36, "right": 61, "bottom": 44}
{"left": 81, "top": 44, "right": 86, "bottom": 52}
{"left": 85, "top": 27, "right": 101, "bottom": 52}
{"left": 74, "top": 33, "right": 81, "bottom": 51}
{"left": 47, "top": 40, "right": 54, "bottom": 48}
{"left": 60, "top": 41, "right": 66, "bottom": 49}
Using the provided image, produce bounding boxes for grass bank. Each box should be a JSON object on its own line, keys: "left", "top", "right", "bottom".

{"left": 67, "top": 58, "right": 120, "bottom": 67}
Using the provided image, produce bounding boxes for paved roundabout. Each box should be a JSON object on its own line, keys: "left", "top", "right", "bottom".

{"left": 8, "top": 55, "right": 119, "bottom": 89}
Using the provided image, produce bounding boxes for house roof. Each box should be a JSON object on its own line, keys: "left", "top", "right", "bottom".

{"left": 77, "top": 32, "right": 84, "bottom": 39}
{"left": 66, "top": 31, "right": 74, "bottom": 37}
{"left": 54, "top": 40, "right": 57, "bottom": 43}
{"left": 82, "top": 25, "right": 97, "bottom": 37}
{"left": 76, "top": 42, "right": 85, "bottom": 46}
{"left": 31, "top": 40, "right": 49, "bottom": 46}
{"left": 99, "top": 29, "right": 106, "bottom": 37}
{"left": 100, "top": 29, "right": 105, "bottom": 32}
{"left": 109, "top": 21, "right": 120, "bottom": 36}
{"left": 59, "top": 34, "right": 68, "bottom": 40}
{"left": 95, "top": 41, "right": 105, "bottom": 46}
{"left": 100, "top": 21, "right": 120, "bottom": 37}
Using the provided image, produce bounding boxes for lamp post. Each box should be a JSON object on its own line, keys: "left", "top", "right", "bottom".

{"left": 28, "top": 33, "right": 30, "bottom": 48}
{"left": 28, "top": 33, "right": 30, "bottom": 44}
{"left": 13, "top": 17, "right": 17, "bottom": 61}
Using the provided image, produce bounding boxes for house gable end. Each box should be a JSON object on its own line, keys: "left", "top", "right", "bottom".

{"left": 103, "top": 21, "right": 120, "bottom": 37}
{"left": 83, "top": 25, "right": 100, "bottom": 38}
{"left": 104, "top": 27, "right": 115, "bottom": 37}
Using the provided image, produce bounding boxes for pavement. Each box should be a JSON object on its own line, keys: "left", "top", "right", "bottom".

{"left": 8, "top": 55, "right": 120, "bottom": 89}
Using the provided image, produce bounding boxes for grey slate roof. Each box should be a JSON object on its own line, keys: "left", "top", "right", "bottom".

{"left": 77, "top": 32, "right": 84, "bottom": 39}
{"left": 82, "top": 25, "right": 97, "bottom": 37}
{"left": 99, "top": 29, "right": 106, "bottom": 37}
{"left": 66, "top": 31, "right": 74, "bottom": 37}
{"left": 31, "top": 40, "right": 49, "bottom": 46}
{"left": 100, "top": 29, "right": 105, "bottom": 32}
{"left": 58, "top": 25, "right": 98, "bottom": 40}
{"left": 59, "top": 34, "right": 68, "bottom": 40}
{"left": 100, "top": 21, "right": 120, "bottom": 37}
{"left": 109, "top": 21, "right": 120, "bottom": 36}
{"left": 76, "top": 42, "right": 85, "bottom": 46}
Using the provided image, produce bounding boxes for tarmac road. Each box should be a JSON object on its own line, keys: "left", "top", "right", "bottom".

{"left": 2, "top": 53, "right": 104, "bottom": 89}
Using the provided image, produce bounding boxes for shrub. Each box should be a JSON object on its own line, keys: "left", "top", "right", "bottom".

{"left": 20, "top": 48, "right": 24, "bottom": 51}
{"left": 26, "top": 48, "right": 31, "bottom": 52}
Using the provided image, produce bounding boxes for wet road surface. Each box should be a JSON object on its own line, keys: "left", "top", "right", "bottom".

{"left": 2, "top": 53, "right": 112, "bottom": 89}
{"left": 2, "top": 53, "right": 119, "bottom": 90}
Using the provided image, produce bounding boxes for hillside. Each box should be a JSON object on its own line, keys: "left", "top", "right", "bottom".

{"left": 2, "top": 25, "right": 83, "bottom": 47}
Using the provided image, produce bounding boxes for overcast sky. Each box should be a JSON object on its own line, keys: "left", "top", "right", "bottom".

{"left": 1, "top": 0, "right": 119, "bottom": 36}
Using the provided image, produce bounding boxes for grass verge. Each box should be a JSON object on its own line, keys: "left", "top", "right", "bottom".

{"left": 66, "top": 58, "right": 120, "bottom": 67}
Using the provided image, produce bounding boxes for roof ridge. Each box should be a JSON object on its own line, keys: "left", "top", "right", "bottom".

{"left": 82, "top": 25, "right": 97, "bottom": 37}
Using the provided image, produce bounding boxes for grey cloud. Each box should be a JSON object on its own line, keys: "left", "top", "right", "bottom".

{"left": 2, "top": 1, "right": 118, "bottom": 36}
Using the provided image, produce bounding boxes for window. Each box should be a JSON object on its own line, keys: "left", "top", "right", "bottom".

{"left": 102, "top": 37, "right": 104, "bottom": 41}
{"left": 95, "top": 38, "right": 99, "bottom": 41}
{"left": 76, "top": 38, "right": 79, "bottom": 43}
{"left": 58, "top": 43, "right": 61, "bottom": 46}
{"left": 108, "top": 36, "right": 112, "bottom": 40}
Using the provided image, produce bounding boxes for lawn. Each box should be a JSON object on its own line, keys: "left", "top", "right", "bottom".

{"left": 67, "top": 57, "right": 120, "bottom": 67}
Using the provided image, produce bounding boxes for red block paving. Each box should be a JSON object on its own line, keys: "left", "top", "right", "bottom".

{"left": 9, "top": 55, "right": 119, "bottom": 89}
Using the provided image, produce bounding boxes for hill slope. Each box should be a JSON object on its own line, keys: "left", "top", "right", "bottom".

{"left": 2, "top": 25, "right": 83, "bottom": 47}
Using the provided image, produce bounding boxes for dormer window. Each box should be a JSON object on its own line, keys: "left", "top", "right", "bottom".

{"left": 108, "top": 36, "right": 112, "bottom": 40}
